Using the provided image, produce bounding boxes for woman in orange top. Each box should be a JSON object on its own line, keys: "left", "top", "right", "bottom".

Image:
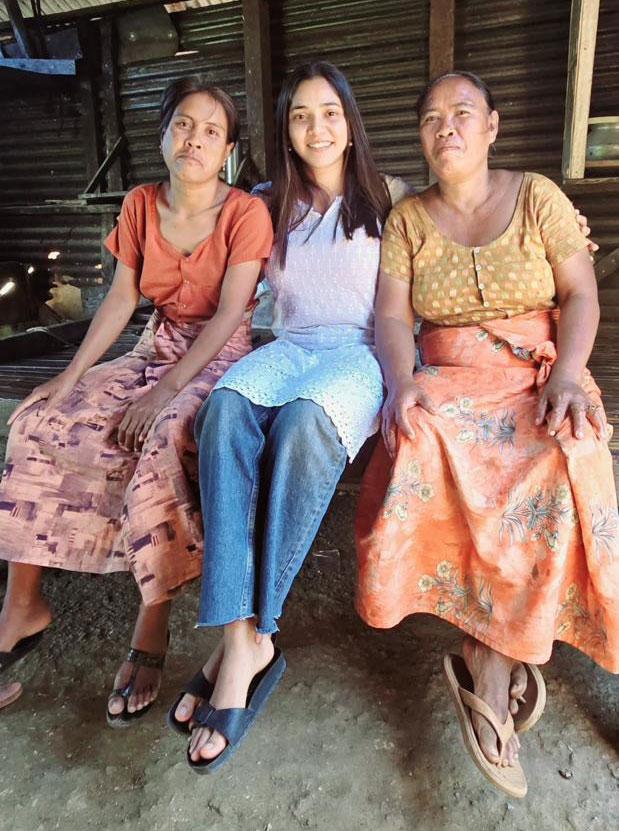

{"left": 0, "top": 76, "right": 273, "bottom": 725}
{"left": 355, "top": 72, "right": 618, "bottom": 798}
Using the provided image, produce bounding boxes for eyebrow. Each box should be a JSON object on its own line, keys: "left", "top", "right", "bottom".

{"left": 174, "top": 112, "right": 225, "bottom": 129}
{"left": 422, "top": 98, "right": 478, "bottom": 113}
{"left": 290, "top": 101, "right": 342, "bottom": 110}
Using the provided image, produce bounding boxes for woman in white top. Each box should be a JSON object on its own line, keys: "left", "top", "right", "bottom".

{"left": 167, "top": 60, "right": 396, "bottom": 771}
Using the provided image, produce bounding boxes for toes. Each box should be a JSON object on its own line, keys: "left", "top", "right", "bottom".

{"left": 175, "top": 693, "right": 198, "bottom": 723}
{"left": 510, "top": 662, "right": 528, "bottom": 701}
{"left": 474, "top": 716, "right": 500, "bottom": 764}
{"left": 107, "top": 695, "right": 125, "bottom": 716}
{"left": 200, "top": 730, "right": 227, "bottom": 761}
{"left": 189, "top": 726, "right": 212, "bottom": 761}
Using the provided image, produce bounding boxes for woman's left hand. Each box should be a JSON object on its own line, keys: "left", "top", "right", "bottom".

{"left": 117, "top": 380, "right": 178, "bottom": 452}
{"left": 574, "top": 208, "right": 599, "bottom": 255}
{"left": 535, "top": 371, "right": 606, "bottom": 439}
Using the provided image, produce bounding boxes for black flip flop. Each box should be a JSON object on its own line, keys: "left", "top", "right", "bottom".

{"left": 166, "top": 668, "right": 215, "bottom": 736}
{"left": 187, "top": 647, "right": 286, "bottom": 774}
{"left": 106, "top": 633, "right": 169, "bottom": 729}
{"left": 0, "top": 629, "right": 46, "bottom": 674}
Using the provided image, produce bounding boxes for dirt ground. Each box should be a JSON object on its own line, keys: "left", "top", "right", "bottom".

{"left": 0, "top": 401, "right": 617, "bottom": 831}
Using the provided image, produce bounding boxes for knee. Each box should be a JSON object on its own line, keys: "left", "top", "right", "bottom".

{"left": 194, "top": 388, "right": 250, "bottom": 446}
{"left": 275, "top": 399, "right": 343, "bottom": 461}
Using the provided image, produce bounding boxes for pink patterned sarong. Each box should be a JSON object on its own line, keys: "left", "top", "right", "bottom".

{"left": 0, "top": 311, "right": 252, "bottom": 605}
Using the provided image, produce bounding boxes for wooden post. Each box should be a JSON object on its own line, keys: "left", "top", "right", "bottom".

{"left": 242, "top": 0, "right": 274, "bottom": 181}
{"left": 429, "top": 0, "right": 455, "bottom": 81}
{"left": 99, "top": 17, "right": 125, "bottom": 192}
{"left": 77, "top": 20, "right": 102, "bottom": 187}
{"left": 427, "top": 0, "right": 455, "bottom": 183}
{"left": 562, "top": 0, "right": 600, "bottom": 182}
{"left": 3, "top": 0, "right": 37, "bottom": 58}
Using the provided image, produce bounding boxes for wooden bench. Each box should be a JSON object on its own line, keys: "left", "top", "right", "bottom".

{"left": 0, "top": 314, "right": 617, "bottom": 492}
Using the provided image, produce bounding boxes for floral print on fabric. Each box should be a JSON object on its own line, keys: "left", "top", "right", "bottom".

{"left": 356, "top": 310, "right": 619, "bottom": 672}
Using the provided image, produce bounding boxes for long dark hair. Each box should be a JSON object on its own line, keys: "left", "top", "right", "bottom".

{"left": 270, "top": 61, "right": 391, "bottom": 267}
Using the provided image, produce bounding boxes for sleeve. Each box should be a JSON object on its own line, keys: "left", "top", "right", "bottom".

{"left": 383, "top": 174, "right": 415, "bottom": 206}
{"left": 104, "top": 189, "right": 144, "bottom": 271}
{"left": 227, "top": 196, "right": 274, "bottom": 266}
{"left": 380, "top": 203, "right": 415, "bottom": 284}
{"left": 531, "top": 175, "right": 589, "bottom": 269}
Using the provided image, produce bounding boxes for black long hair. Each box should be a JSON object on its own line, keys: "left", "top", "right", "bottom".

{"left": 270, "top": 61, "right": 391, "bottom": 267}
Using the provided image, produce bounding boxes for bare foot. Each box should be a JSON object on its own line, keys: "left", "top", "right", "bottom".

{"left": 188, "top": 620, "right": 274, "bottom": 764}
{"left": 0, "top": 598, "right": 52, "bottom": 653}
{"left": 0, "top": 681, "right": 23, "bottom": 710}
{"left": 462, "top": 637, "right": 521, "bottom": 767}
{"left": 509, "top": 661, "right": 528, "bottom": 716}
{"left": 173, "top": 637, "right": 225, "bottom": 726}
{"left": 107, "top": 601, "right": 170, "bottom": 717}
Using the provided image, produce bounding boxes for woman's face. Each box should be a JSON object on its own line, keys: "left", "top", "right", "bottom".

{"left": 287, "top": 77, "right": 349, "bottom": 178}
{"left": 161, "top": 92, "right": 234, "bottom": 184}
{"left": 418, "top": 77, "right": 498, "bottom": 181}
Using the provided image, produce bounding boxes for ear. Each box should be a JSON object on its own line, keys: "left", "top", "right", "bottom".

{"left": 225, "top": 141, "right": 235, "bottom": 160}
{"left": 488, "top": 110, "right": 499, "bottom": 144}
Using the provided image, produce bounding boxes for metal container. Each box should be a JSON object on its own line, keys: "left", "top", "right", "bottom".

{"left": 586, "top": 116, "right": 619, "bottom": 161}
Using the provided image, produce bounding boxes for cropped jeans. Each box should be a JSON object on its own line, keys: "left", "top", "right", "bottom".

{"left": 195, "top": 388, "right": 347, "bottom": 634}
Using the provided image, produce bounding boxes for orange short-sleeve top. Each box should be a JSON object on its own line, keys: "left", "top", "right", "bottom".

{"left": 104, "top": 184, "right": 273, "bottom": 323}
{"left": 380, "top": 172, "right": 589, "bottom": 326}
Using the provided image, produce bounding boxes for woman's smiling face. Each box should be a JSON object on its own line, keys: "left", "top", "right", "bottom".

{"left": 418, "top": 76, "right": 498, "bottom": 180}
{"left": 160, "top": 92, "right": 234, "bottom": 183}
{"left": 287, "top": 77, "right": 349, "bottom": 177}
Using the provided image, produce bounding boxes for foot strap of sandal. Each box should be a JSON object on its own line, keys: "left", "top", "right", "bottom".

{"left": 459, "top": 687, "right": 516, "bottom": 761}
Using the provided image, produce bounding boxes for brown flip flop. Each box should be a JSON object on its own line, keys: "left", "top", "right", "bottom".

{"left": 513, "top": 663, "right": 546, "bottom": 734}
{"left": 443, "top": 653, "right": 528, "bottom": 799}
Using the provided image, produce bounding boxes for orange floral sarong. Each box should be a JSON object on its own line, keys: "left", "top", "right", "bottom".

{"left": 0, "top": 311, "right": 252, "bottom": 605}
{"left": 356, "top": 310, "right": 619, "bottom": 673}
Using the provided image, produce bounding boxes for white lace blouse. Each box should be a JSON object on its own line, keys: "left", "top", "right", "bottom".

{"left": 213, "top": 189, "right": 402, "bottom": 459}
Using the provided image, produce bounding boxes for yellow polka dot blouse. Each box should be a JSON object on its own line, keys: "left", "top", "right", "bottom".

{"left": 380, "top": 172, "right": 589, "bottom": 326}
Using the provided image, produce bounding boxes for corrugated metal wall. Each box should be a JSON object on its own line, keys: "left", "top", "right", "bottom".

{"left": 590, "top": 0, "right": 619, "bottom": 118}
{"left": 270, "top": 0, "right": 429, "bottom": 187}
{"left": 0, "top": 73, "right": 89, "bottom": 205}
{"left": 455, "top": 0, "right": 571, "bottom": 182}
{"left": 119, "top": 2, "right": 246, "bottom": 186}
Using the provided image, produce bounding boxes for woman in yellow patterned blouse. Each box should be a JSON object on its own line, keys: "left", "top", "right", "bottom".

{"left": 355, "top": 71, "right": 618, "bottom": 799}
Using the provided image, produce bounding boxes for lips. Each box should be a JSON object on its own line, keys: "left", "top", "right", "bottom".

{"left": 177, "top": 153, "right": 202, "bottom": 164}
{"left": 307, "top": 142, "right": 333, "bottom": 150}
{"left": 436, "top": 144, "right": 461, "bottom": 153}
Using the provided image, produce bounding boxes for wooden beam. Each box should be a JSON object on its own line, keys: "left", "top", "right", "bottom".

{"left": 429, "top": 0, "right": 455, "bottom": 80}
{"left": 3, "top": 0, "right": 37, "bottom": 58}
{"left": 562, "top": 0, "right": 600, "bottom": 182}
{"left": 594, "top": 246, "right": 619, "bottom": 284}
{"left": 99, "top": 18, "right": 125, "bottom": 193}
{"left": 242, "top": 0, "right": 274, "bottom": 181}
{"left": 76, "top": 20, "right": 102, "bottom": 189}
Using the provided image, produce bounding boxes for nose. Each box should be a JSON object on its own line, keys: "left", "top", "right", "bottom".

{"left": 436, "top": 117, "right": 455, "bottom": 138}
{"left": 185, "top": 127, "right": 202, "bottom": 149}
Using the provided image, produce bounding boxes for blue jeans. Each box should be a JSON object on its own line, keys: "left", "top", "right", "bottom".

{"left": 195, "top": 389, "right": 348, "bottom": 634}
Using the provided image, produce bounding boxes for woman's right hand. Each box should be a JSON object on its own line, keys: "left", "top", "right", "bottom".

{"left": 381, "top": 377, "right": 438, "bottom": 458}
{"left": 7, "top": 368, "right": 81, "bottom": 426}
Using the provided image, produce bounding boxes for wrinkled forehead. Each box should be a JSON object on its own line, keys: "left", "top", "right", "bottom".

{"left": 421, "top": 77, "right": 488, "bottom": 113}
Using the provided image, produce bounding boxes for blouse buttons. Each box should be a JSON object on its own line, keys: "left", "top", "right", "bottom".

{"left": 483, "top": 301, "right": 490, "bottom": 307}
{"left": 475, "top": 264, "right": 482, "bottom": 272}
{"left": 473, "top": 247, "right": 481, "bottom": 254}
{"left": 478, "top": 283, "right": 486, "bottom": 291}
